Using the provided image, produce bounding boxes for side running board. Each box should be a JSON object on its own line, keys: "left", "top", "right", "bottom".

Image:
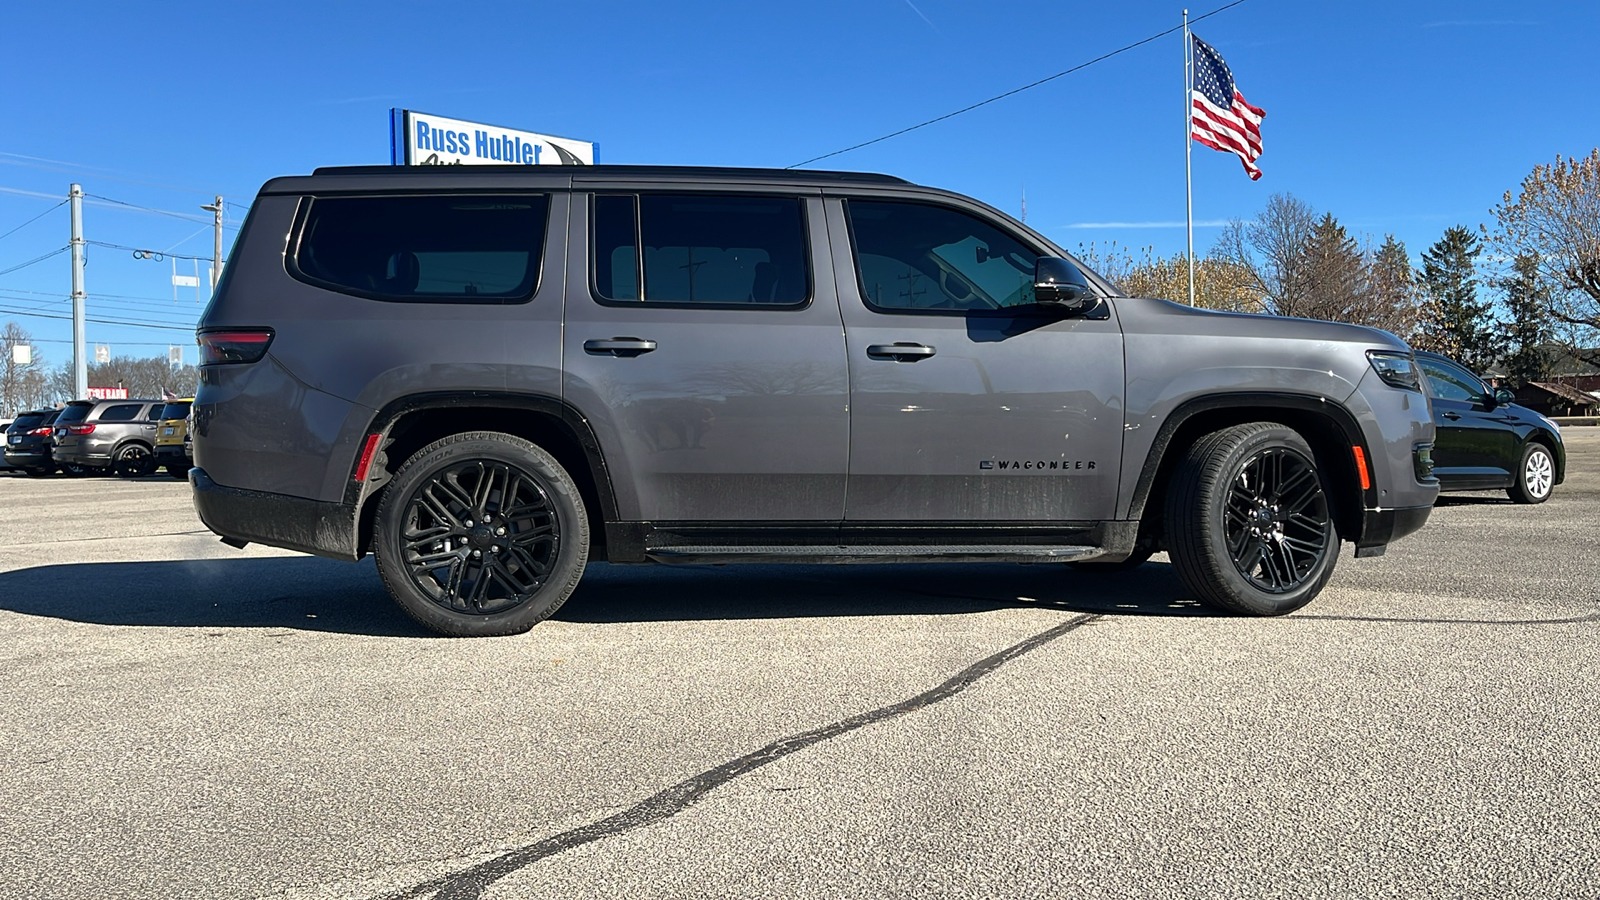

{"left": 644, "top": 544, "right": 1106, "bottom": 565}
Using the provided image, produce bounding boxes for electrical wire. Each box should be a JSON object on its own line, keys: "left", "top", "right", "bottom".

{"left": 787, "top": 0, "right": 1249, "bottom": 168}
{"left": 0, "top": 304, "right": 197, "bottom": 332}
{"left": 85, "top": 240, "right": 225, "bottom": 264}
{"left": 0, "top": 246, "right": 69, "bottom": 277}
{"left": 0, "top": 150, "right": 254, "bottom": 196}
{"left": 0, "top": 199, "right": 67, "bottom": 242}
{"left": 83, "top": 193, "right": 213, "bottom": 225}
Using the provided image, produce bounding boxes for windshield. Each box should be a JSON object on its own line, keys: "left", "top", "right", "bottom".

{"left": 160, "top": 401, "right": 192, "bottom": 421}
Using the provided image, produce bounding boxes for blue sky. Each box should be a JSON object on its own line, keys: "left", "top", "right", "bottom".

{"left": 1, "top": 0, "right": 1596, "bottom": 366}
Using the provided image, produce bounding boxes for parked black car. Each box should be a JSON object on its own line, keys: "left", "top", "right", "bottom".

{"left": 1416, "top": 351, "right": 1565, "bottom": 503}
{"left": 52, "top": 398, "right": 165, "bottom": 477}
{"left": 4, "top": 408, "right": 64, "bottom": 475}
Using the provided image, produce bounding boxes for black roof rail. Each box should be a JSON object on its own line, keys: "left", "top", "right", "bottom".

{"left": 308, "top": 164, "right": 911, "bottom": 185}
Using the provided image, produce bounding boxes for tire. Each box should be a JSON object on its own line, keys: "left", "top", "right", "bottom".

{"left": 373, "top": 431, "right": 590, "bottom": 637}
{"left": 1068, "top": 544, "right": 1155, "bottom": 572}
{"left": 166, "top": 464, "right": 189, "bottom": 479}
{"left": 22, "top": 466, "right": 56, "bottom": 477}
{"left": 1165, "top": 423, "right": 1339, "bottom": 616}
{"left": 60, "top": 462, "right": 91, "bottom": 477}
{"left": 113, "top": 443, "right": 158, "bottom": 478}
{"left": 1508, "top": 442, "right": 1555, "bottom": 504}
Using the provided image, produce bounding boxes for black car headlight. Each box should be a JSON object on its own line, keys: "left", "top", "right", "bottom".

{"left": 1367, "top": 351, "right": 1421, "bottom": 392}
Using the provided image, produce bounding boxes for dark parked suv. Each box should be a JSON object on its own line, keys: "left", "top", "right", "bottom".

{"left": 5, "top": 408, "right": 63, "bottom": 475}
{"left": 53, "top": 398, "right": 164, "bottom": 477}
{"left": 192, "top": 165, "right": 1437, "bottom": 636}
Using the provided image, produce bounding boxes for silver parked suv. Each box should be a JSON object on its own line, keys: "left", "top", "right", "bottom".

{"left": 53, "top": 398, "right": 165, "bottom": 477}
{"left": 191, "top": 165, "right": 1437, "bottom": 636}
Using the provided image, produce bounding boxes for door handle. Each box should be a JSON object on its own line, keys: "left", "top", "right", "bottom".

{"left": 866, "top": 342, "right": 936, "bottom": 361}
{"left": 584, "top": 337, "right": 657, "bottom": 357}
{"left": 1441, "top": 411, "right": 1462, "bottom": 420}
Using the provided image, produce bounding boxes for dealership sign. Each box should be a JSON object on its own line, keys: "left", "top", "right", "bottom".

{"left": 389, "top": 109, "right": 596, "bottom": 166}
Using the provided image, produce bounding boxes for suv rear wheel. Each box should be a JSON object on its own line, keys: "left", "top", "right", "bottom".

{"left": 114, "top": 444, "right": 157, "bottom": 478}
{"left": 1165, "top": 423, "right": 1338, "bottom": 616}
{"left": 374, "top": 431, "right": 589, "bottom": 637}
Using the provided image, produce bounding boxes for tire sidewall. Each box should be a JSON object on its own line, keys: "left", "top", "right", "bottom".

{"left": 373, "top": 433, "right": 589, "bottom": 637}
{"left": 1512, "top": 443, "right": 1553, "bottom": 504}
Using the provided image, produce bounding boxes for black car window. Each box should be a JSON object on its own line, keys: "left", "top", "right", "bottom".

{"left": 9, "top": 413, "right": 46, "bottom": 431}
{"left": 1421, "top": 360, "right": 1486, "bottom": 403}
{"left": 159, "top": 402, "right": 191, "bottom": 421}
{"left": 295, "top": 194, "right": 549, "bottom": 303}
{"left": 145, "top": 405, "right": 165, "bottom": 422}
{"left": 847, "top": 200, "right": 1040, "bottom": 312}
{"left": 592, "top": 194, "right": 809, "bottom": 306}
{"left": 98, "top": 404, "right": 142, "bottom": 422}
{"left": 56, "top": 404, "right": 91, "bottom": 425}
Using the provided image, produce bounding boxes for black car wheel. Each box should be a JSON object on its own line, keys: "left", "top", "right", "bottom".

{"left": 1166, "top": 423, "right": 1339, "bottom": 616}
{"left": 374, "top": 431, "right": 590, "bottom": 637}
{"left": 1508, "top": 442, "right": 1555, "bottom": 504}
{"left": 113, "top": 444, "right": 158, "bottom": 478}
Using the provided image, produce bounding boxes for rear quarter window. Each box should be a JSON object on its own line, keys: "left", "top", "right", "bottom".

{"left": 56, "top": 405, "right": 92, "bottom": 425}
{"left": 98, "top": 404, "right": 143, "bottom": 422}
{"left": 291, "top": 194, "right": 549, "bottom": 303}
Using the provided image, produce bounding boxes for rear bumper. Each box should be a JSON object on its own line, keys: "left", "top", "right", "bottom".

{"left": 1354, "top": 505, "right": 1432, "bottom": 558}
{"left": 4, "top": 448, "right": 52, "bottom": 467}
{"left": 154, "top": 445, "right": 191, "bottom": 462}
{"left": 190, "top": 467, "right": 360, "bottom": 561}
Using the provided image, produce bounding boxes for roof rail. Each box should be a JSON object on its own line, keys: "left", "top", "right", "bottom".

{"left": 308, "top": 164, "right": 911, "bottom": 185}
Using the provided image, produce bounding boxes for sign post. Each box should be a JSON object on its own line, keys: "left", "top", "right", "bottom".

{"left": 390, "top": 109, "right": 597, "bottom": 167}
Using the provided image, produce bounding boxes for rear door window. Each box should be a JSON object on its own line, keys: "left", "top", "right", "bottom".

{"left": 98, "top": 404, "right": 142, "bottom": 422}
{"left": 591, "top": 194, "right": 809, "bottom": 306}
{"left": 293, "top": 194, "right": 549, "bottom": 303}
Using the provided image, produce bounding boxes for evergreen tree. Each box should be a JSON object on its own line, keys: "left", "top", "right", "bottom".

{"left": 1500, "top": 252, "right": 1554, "bottom": 387}
{"left": 1299, "top": 213, "right": 1365, "bottom": 323}
{"left": 1360, "top": 235, "right": 1422, "bottom": 340}
{"left": 1416, "top": 226, "right": 1502, "bottom": 371}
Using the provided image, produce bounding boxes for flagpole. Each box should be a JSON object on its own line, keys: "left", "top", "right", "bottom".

{"left": 1184, "top": 8, "right": 1195, "bottom": 306}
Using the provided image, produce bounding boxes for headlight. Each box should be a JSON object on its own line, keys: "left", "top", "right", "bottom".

{"left": 1367, "top": 351, "right": 1421, "bottom": 392}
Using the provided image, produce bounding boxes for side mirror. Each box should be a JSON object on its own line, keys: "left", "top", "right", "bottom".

{"left": 1033, "top": 258, "right": 1094, "bottom": 313}
{"left": 1492, "top": 387, "right": 1515, "bottom": 407}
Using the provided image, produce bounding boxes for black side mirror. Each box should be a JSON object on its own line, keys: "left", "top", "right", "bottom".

{"left": 1492, "top": 387, "right": 1515, "bottom": 407}
{"left": 1033, "top": 257, "right": 1094, "bottom": 313}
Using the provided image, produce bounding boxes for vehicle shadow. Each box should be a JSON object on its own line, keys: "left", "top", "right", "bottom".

{"left": 1434, "top": 495, "right": 1512, "bottom": 506}
{"left": 0, "top": 556, "right": 1219, "bottom": 634}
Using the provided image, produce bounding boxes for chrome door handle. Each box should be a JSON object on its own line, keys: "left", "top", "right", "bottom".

{"left": 866, "top": 342, "right": 936, "bottom": 361}
{"left": 584, "top": 337, "right": 657, "bottom": 357}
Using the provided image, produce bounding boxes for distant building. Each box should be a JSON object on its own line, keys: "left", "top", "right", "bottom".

{"left": 1515, "top": 381, "right": 1600, "bottom": 418}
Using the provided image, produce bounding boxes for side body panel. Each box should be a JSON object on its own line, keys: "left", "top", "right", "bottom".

{"left": 561, "top": 189, "right": 849, "bottom": 521}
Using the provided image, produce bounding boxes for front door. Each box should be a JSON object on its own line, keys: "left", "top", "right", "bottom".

{"left": 563, "top": 190, "right": 849, "bottom": 522}
{"left": 825, "top": 197, "right": 1125, "bottom": 524}
{"left": 1420, "top": 357, "right": 1519, "bottom": 487}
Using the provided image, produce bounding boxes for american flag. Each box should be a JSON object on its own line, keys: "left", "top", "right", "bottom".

{"left": 1190, "top": 33, "right": 1265, "bottom": 180}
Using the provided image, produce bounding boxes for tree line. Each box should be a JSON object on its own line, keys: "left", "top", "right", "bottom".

{"left": 1, "top": 322, "right": 198, "bottom": 416}
{"left": 1080, "top": 148, "right": 1600, "bottom": 388}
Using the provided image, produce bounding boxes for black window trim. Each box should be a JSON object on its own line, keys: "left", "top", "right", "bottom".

{"left": 586, "top": 191, "right": 815, "bottom": 311}
{"left": 285, "top": 191, "right": 552, "bottom": 305}
{"left": 840, "top": 195, "right": 1074, "bottom": 319}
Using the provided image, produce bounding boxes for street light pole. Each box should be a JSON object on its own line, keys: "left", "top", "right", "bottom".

{"left": 70, "top": 183, "right": 87, "bottom": 399}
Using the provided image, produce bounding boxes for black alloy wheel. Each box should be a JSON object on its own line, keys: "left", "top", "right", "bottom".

{"left": 374, "top": 432, "right": 589, "bottom": 637}
{"left": 1166, "top": 423, "right": 1339, "bottom": 616}
{"left": 1221, "top": 446, "right": 1332, "bottom": 593}
{"left": 114, "top": 444, "right": 157, "bottom": 478}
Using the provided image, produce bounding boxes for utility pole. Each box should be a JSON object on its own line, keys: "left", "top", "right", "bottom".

{"left": 200, "top": 196, "right": 223, "bottom": 289}
{"left": 69, "top": 183, "right": 87, "bottom": 399}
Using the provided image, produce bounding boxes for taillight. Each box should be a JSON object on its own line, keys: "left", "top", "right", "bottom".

{"left": 199, "top": 330, "right": 274, "bottom": 365}
{"left": 26, "top": 427, "right": 51, "bottom": 436}
{"left": 66, "top": 424, "right": 95, "bottom": 435}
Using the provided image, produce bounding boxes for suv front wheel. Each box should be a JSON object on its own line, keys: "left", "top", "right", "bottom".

{"left": 1165, "top": 423, "right": 1339, "bottom": 616}
{"left": 373, "top": 431, "right": 590, "bottom": 637}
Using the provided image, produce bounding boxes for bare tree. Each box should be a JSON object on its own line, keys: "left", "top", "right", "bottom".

{"left": 1076, "top": 241, "right": 1265, "bottom": 313}
{"left": 1212, "top": 193, "right": 1318, "bottom": 317}
{"left": 49, "top": 355, "right": 199, "bottom": 401}
{"left": 1, "top": 321, "right": 50, "bottom": 415}
{"left": 1489, "top": 148, "right": 1600, "bottom": 366}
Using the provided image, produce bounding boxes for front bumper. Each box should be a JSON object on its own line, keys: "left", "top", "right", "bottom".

{"left": 191, "top": 467, "right": 360, "bottom": 561}
{"left": 1354, "top": 505, "right": 1432, "bottom": 558}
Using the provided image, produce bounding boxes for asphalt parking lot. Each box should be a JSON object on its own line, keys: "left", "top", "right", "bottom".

{"left": 2, "top": 433, "right": 1597, "bottom": 900}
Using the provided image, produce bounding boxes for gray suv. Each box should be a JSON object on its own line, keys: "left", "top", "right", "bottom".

{"left": 192, "top": 165, "right": 1437, "bottom": 636}
{"left": 54, "top": 398, "right": 164, "bottom": 477}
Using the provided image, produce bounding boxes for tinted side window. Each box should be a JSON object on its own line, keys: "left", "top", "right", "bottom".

{"left": 295, "top": 194, "right": 548, "bottom": 303}
{"left": 160, "top": 402, "right": 192, "bottom": 421}
{"left": 57, "top": 405, "right": 90, "bottom": 425}
{"left": 592, "top": 194, "right": 808, "bottom": 306}
{"left": 99, "top": 404, "right": 141, "bottom": 422}
{"left": 1421, "top": 360, "right": 1485, "bottom": 402}
{"left": 848, "top": 200, "right": 1039, "bottom": 312}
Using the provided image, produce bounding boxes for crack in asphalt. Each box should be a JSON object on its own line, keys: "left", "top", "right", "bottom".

{"left": 369, "top": 613, "right": 1102, "bottom": 900}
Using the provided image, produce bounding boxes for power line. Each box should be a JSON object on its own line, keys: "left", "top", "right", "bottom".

{"left": 0, "top": 304, "right": 196, "bottom": 332}
{"left": 0, "top": 199, "right": 67, "bottom": 242}
{"left": 22, "top": 337, "right": 192, "bottom": 347}
{"left": 83, "top": 193, "right": 214, "bottom": 225}
{"left": 85, "top": 239, "right": 227, "bottom": 264}
{"left": 0, "top": 150, "right": 254, "bottom": 196}
{"left": 0, "top": 246, "right": 68, "bottom": 277}
{"left": 788, "top": 0, "right": 1249, "bottom": 168}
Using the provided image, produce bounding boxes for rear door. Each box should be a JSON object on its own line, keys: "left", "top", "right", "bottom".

{"left": 562, "top": 187, "right": 849, "bottom": 522}
{"left": 826, "top": 196, "right": 1125, "bottom": 524}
